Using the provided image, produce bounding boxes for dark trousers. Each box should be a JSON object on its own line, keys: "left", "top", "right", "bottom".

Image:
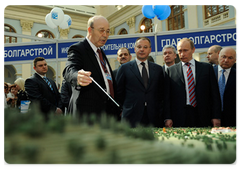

{"left": 183, "top": 105, "right": 200, "bottom": 127}
{"left": 140, "top": 106, "right": 151, "bottom": 127}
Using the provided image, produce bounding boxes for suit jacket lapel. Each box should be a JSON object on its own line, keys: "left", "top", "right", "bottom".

{"left": 83, "top": 39, "right": 103, "bottom": 76}
{"left": 34, "top": 73, "right": 46, "bottom": 84}
{"left": 148, "top": 61, "right": 155, "bottom": 89}
{"left": 34, "top": 73, "right": 54, "bottom": 93}
{"left": 130, "top": 60, "right": 145, "bottom": 88}
{"left": 162, "top": 65, "right": 166, "bottom": 77}
{"left": 195, "top": 60, "right": 202, "bottom": 84}
{"left": 225, "top": 68, "right": 236, "bottom": 91}
{"left": 177, "top": 62, "right": 184, "bottom": 84}
{"left": 213, "top": 65, "right": 218, "bottom": 79}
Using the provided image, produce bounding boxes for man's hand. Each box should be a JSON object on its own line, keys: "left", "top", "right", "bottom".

{"left": 212, "top": 119, "right": 221, "bottom": 127}
{"left": 77, "top": 69, "right": 92, "bottom": 86}
{"left": 55, "top": 107, "right": 63, "bottom": 115}
{"left": 165, "top": 119, "right": 173, "bottom": 127}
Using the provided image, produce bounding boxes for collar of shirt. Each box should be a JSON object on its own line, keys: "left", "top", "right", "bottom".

{"left": 135, "top": 58, "right": 148, "bottom": 67}
{"left": 86, "top": 37, "right": 98, "bottom": 54}
{"left": 135, "top": 58, "right": 149, "bottom": 76}
{"left": 181, "top": 58, "right": 195, "bottom": 67}
{"left": 36, "top": 72, "right": 46, "bottom": 79}
{"left": 164, "top": 64, "right": 175, "bottom": 71}
{"left": 164, "top": 64, "right": 169, "bottom": 72}
{"left": 218, "top": 65, "right": 231, "bottom": 74}
{"left": 217, "top": 65, "right": 231, "bottom": 84}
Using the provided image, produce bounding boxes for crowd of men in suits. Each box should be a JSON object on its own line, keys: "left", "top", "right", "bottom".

{"left": 19, "top": 15, "right": 236, "bottom": 128}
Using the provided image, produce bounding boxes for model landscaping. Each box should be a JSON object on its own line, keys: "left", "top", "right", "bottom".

{"left": 5, "top": 107, "right": 236, "bottom": 164}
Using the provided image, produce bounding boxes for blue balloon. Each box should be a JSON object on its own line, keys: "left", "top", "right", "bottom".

{"left": 142, "top": 5, "right": 155, "bottom": 19}
{"left": 153, "top": 5, "right": 168, "bottom": 16}
{"left": 157, "top": 5, "right": 171, "bottom": 20}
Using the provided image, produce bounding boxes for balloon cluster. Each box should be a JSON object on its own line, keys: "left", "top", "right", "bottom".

{"left": 142, "top": 5, "right": 171, "bottom": 20}
{"left": 45, "top": 7, "right": 72, "bottom": 29}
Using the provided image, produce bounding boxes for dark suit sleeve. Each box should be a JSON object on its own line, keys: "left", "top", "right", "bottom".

{"left": 112, "top": 69, "right": 118, "bottom": 79}
{"left": 209, "top": 65, "right": 221, "bottom": 119}
{"left": 163, "top": 68, "right": 171, "bottom": 120}
{"left": 60, "top": 79, "right": 72, "bottom": 109}
{"left": 115, "top": 65, "right": 125, "bottom": 106}
{"left": 25, "top": 78, "right": 58, "bottom": 111}
{"left": 51, "top": 79, "right": 63, "bottom": 111}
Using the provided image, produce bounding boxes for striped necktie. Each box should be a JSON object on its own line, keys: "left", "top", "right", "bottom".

{"left": 43, "top": 77, "right": 54, "bottom": 91}
{"left": 218, "top": 69, "right": 226, "bottom": 111}
{"left": 186, "top": 62, "right": 197, "bottom": 107}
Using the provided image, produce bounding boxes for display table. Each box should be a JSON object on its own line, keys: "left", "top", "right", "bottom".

{"left": 5, "top": 125, "right": 236, "bottom": 163}
{"left": 4, "top": 109, "right": 236, "bottom": 164}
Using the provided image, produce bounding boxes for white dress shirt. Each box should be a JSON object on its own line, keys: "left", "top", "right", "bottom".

{"left": 135, "top": 58, "right": 149, "bottom": 77}
{"left": 182, "top": 58, "right": 196, "bottom": 105}
{"left": 35, "top": 72, "right": 46, "bottom": 79}
{"left": 164, "top": 64, "right": 169, "bottom": 72}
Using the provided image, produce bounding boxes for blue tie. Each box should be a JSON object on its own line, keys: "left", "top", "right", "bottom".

{"left": 218, "top": 69, "right": 225, "bottom": 110}
{"left": 43, "top": 77, "right": 54, "bottom": 91}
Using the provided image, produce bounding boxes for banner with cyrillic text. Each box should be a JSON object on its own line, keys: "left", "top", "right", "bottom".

{"left": 157, "top": 28, "right": 236, "bottom": 52}
{"left": 102, "top": 36, "right": 155, "bottom": 55}
{"left": 4, "top": 43, "right": 56, "bottom": 62}
{"left": 4, "top": 26, "right": 236, "bottom": 62}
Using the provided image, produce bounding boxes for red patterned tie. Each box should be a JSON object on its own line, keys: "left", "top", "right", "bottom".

{"left": 186, "top": 62, "right": 197, "bottom": 107}
{"left": 97, "top": 49, "right": 114, "bottom": 98}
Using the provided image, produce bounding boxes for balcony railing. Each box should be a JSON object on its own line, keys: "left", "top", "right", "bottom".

{"left": 204, "top": 11, "right": 229, "bottom": 26}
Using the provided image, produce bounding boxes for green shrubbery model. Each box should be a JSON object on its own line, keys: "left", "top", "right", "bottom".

{"left": 4, "top": 107, "right": 236, "bottom": 164}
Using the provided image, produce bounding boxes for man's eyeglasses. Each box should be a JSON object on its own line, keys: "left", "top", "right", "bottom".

{"left": 91, "top": 27, "right": 110, "bottom": 35}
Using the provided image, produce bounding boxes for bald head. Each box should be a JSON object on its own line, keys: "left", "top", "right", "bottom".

{"left": 207, "top": 45, "right": 222, "bottom": 65}
{"left": 87, "top": 15, "right": 109, "bottom": 30}
{"left": 87, "top": 15, "right": 110, "bottom": 47}
{"left": 218, "top": 47, "right": 236, "bottom": 69}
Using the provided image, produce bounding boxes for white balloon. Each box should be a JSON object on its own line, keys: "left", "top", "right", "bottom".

{"left": 59, "top": 15, "right": 72, "bottom": 29}
{"left": 50, "top": 7, "right": 64, "bottom": 26}
{"left": 45, "top": 13, "right": 57, "bottom": 29}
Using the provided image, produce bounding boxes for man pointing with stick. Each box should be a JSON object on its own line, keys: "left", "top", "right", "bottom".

{"left": 63, "top": 15, "right": 120, "bottom": 120}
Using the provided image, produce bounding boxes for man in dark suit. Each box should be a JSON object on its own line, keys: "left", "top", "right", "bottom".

{"left": 25, "top": 57, "right": 63, "bottom": 121}
{"left": 206, "top": 45, "right": 222, "bottom": 66}
{"left": 164, "top": 38, "right": 221, "bottom": 127}
{"left": 113, "top": 47, "right": 132, "bottom": 77}
{"left": 63, "top": 15, "right": 119, "bottom": 120}
{"left": 116, "top": 37, "right": 164, "bottom": 127}
{"left": 213, "top": 47, "right": 236, "bottom": 127}
{"left": 162, "top": 45, "right": 177, "bottom": 76}
{"left": 60, "top": 79, "right": 72, "bottom": 114}
{"left": 147, "top": 56, "right": 155, "bottom": 63}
